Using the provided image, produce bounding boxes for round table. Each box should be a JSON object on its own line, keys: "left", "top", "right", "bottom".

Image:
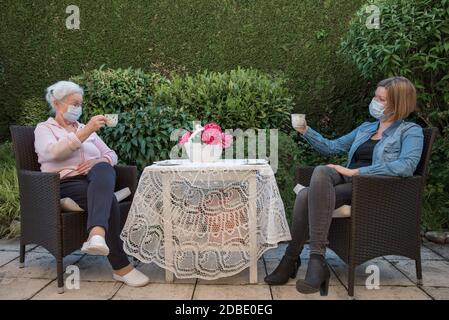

{"left": 120, "top": 159, "right": 291, "bottom": 282}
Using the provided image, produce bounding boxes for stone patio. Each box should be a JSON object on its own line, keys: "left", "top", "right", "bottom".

{"left": 1, "top": 239, "right": 448, "bottom": 300}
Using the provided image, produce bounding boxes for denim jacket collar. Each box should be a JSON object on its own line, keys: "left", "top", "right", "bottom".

{"left": 359, "top": 120, "right": 404, "bottom": 138}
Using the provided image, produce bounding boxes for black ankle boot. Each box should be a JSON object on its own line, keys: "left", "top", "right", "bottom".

{"left": 264, "top": 254, "right": 301, "bottom": 285}
{"left": 296, "top": 254, "right": 330, "bottom": 296}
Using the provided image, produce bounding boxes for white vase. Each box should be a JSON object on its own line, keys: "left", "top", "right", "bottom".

{"left": 184, "top": 141, "right": 222, "bottom": 163}
{"left": 201, "top": 144, "right": 223, "bottom": 162}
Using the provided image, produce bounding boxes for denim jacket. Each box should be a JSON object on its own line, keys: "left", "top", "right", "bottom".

{"left": 301, "top": 120, "right": 424, "bottom": 177}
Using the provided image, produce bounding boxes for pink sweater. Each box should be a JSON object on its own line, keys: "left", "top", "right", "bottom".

{"left": 34, "top": 117, "right": 118, "bottom": 179}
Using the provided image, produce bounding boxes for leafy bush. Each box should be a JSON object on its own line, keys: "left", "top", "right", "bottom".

{"left": 341, "top": 0, "right": 449, "bottom": 230}
{"left": 18, "top": 97, "right": 50, "bottom": 127}
{"left": 0, "top": 142, "right": 20, "bottom": 239}
{"left": 340, "top": 0, "right": 449, "bottom": 129}
{"left": 73, "top": 67, "right": 295, "bottom": 171}
{"left": 100, "top": 104, "right": 193, "bottom": 170}
{"left": 276, "top": 132, "right": 308, "bottom": 223}
{"left": 423, "top": 128, "right": 449, "bottom": 231}
{"left": 154, "top": 68, "right": 295, "bottom": 131}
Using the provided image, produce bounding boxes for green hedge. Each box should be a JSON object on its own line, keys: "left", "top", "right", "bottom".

{"left": 0, "top": 0, "right": 366, "bottom": 140}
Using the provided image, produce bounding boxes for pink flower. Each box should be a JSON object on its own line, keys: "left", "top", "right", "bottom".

{"left": 201, "top": 128, "right": 222, "bottom": 145}
{"left": 222, "top": 133, "right": 233, "bottom": 149}
{"left": 179, "top": 131, "right": 191, "bottom": 145}
{"left": 203, "top": 122, "right": 221, "bottom": 132}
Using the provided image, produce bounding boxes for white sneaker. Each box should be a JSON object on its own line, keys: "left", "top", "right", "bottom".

{"left": 113, "top": 268, "right": 150, "bottom": 287}
{"left": 81, "top": 235, "right": 110, "bottom": 256}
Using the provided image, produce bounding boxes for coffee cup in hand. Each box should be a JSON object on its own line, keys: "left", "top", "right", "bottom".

{"left": 105, "top": 114, "right": 118, "bottom": 127}
{"left": 291, "top": 114, "right": 306, "bottom": 129}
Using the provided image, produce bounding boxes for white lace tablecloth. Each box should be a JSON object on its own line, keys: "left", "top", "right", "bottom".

{"left": 120, "top": 159, "right": 291, "bottom": 281}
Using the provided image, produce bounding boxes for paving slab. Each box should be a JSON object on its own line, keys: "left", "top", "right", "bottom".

{"left": 271, "top": 284, "right": 348, "bottom": 300}
{"left": 197, "top": 259, "right": 266, "bottom": 285}
{"left": 0, "top": 252, "right": 82, "bottom": 280}
{"left": 0, "top": 277, "right": 51, "bottom": 300}
{"left": 393, "top": 260, "right": 449, "bottom": 287}
{"left": 353, "top": 285, "right": 430, "bottom": 300}
{"left": 0, "top": 251, "right": 19, "bottom": 267}
{"left": 74, "top": 255, "right": 116, "bottom": 282}
{"left": 423, "top": 243, "right": 449, "bottom": 260}
{"left": 0, "top": 239, "right": 20, "bottom": 251}
{"left": 31, "top": 246, "right": 84, "bottom": 256}
{"left": 384, "top": 246, "right": 444, "bottom": 261}
{"left": 113, "top": 283, "right": 195, "bottom": 300}
{"left": 193, "top": 285, "right": 272, "bottom": 300}
{"left": 32, "top": 280, "right": 121, "bottom": 300}
{"left": 0, "top": 239, "right": 39, "bottom": 253}
{"left": 421, "top": 287, "right": 449, "bottom": 300}
{"left": 136, "top": 262, "right": 196, "bottom": 284}
{"left": 329, "top": 259, "right": 415, "bottom": 286}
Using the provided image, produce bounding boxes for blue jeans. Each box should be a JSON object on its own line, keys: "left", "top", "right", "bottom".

{"left": 60, "top": 162, "right": 130, "bottom": 270}
{"left": 285, "top": 165, "right": 352, "bottom": 257}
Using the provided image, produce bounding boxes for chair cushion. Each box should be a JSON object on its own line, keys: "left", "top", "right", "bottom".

{"left": 60, "top": 197, "right": 84, "bottom": 212}
{"left": 60, "top": 187, "right": 131, "bottom": 213}
{"left": 332, "top": 205, "right": 351, "bottom": 218}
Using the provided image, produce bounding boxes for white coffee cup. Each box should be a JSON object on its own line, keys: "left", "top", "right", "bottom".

{"left": 291, "top": 114, "right": 306, "bottom": 129}
{"left": 105, "top": 114, "right": 118, "bottom": 127}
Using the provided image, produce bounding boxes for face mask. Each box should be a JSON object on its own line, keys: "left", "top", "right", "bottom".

{"left": 63, "top": 105, "right": 82, "bottom": 122}
{"left": 369, "top": 99, "right": 385, "bottom": 120}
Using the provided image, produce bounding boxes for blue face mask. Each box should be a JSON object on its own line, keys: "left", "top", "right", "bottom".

{"left": 369, "top": 99, "right": 385, "bottom": 120}
{"left": 63, "top": 105, "right": 82, "bottom": 123}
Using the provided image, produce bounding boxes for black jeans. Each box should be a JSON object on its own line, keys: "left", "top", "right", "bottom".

{"left": 285, "top": 165, "right": 353, "bottom": 257}
{"left": 60, "top": 162, "right": 130, "bottom": 270}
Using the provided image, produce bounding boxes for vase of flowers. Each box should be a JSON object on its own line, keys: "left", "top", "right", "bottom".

{"left": 179, "top": 122, "right": 233, "bottom": 163}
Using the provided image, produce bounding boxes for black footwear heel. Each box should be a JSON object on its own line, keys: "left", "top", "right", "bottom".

{"left": 319, "top": 278, "right": 330, "bottom": 296}
{"left": 264, "top": 255, "right": 301, "bottom": 285}
{"left": 290, "top": 264, "right": 300, "bottom": 279}
{"left": 296, "top": 254, "right": 331, "bottom": 295}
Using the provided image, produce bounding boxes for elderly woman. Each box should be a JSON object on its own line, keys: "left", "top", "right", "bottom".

{"left": 264, "top": 76, "right": 424, "bottom": 296}
{"left": 34, "top": 80, "right": 149, "bottom": 287}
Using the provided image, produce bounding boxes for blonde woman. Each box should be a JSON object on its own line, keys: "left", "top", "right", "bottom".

{"left": 265, "top": 77, "right": 424, "bottom": 296}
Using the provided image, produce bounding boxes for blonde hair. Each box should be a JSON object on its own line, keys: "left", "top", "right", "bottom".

{"left": 377, "top": 77, "right": 417, "bottom": 121}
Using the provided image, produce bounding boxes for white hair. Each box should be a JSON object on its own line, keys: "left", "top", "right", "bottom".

{"left": 45, "top": 81, "right": 84, "bottom": 113}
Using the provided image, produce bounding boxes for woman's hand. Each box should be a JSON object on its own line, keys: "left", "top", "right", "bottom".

{"left": 294, "top": 125, "right": 309, "bottom": 135}
{"left": 327, "top": 164, "right": 359, "bottom": 177}
{"left": 76, "top": 116, "right": 107, "bottom": 142}
{"left": 77, "top": 157, "right": 109, "bottom": 175}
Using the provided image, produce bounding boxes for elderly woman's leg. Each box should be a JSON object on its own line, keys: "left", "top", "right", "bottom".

{"left": 84, "top": 162, "right": 149, "bottom": 285}
{"left": 86, "top": 162, "right": 116, "bottom": 234}
{"left": 106, "top": 196, "right": 132, "bottom": 273}
{"left": 84, "top": 162, "right": 129, "bottom": 262}
{"left": 61, "top": 163, "right": 148, "bottom": 285}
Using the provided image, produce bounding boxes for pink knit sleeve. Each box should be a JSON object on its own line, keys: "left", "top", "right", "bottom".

{"left": 34, "top": 124, "right": 82, "bottom": 161}
{"left": 92, "top": 133, "right": 118, "bottom": 166}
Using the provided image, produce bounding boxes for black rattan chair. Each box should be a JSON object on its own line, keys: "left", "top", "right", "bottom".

{"left": 10, "top": 125, "right": 138, "bottom": 293}
{"left": 295, "top": 127, "right": 438, "bottom": 298}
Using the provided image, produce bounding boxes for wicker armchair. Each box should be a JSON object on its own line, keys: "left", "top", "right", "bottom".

{"left": 10, "top": 125, "right": 138, "bottom": 293}
{"left": 295, "top": 127, "right": 438, "bottom": 298}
